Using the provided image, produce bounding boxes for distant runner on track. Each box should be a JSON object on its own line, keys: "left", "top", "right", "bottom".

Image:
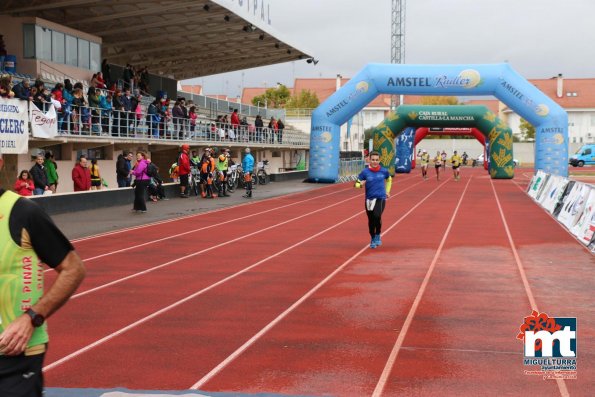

{"left": 354, "top": 151, "right": 392, "bottom": 249}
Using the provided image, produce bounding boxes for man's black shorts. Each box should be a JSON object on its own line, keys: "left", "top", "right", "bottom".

{"left": 0, "top": 353, "right": 44, "bottom": 397}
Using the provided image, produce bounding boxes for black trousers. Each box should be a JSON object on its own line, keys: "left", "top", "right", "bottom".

{"left": 365, "top": 199, "right": 386, "bottom": 237}
{"left": 0, "top": 353, "right": 45, "bottom": 397}
{"left": 133, "top": 179, "right": 149, "bottom": 211}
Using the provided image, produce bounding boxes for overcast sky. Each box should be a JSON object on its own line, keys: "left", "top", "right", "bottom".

{"left": 184, "top": 0, "right": 595, "bottom": 97}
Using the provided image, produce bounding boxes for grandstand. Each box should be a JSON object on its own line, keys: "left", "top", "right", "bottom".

{"left": 0, "top": 0, "right": 313, "bottom": 192}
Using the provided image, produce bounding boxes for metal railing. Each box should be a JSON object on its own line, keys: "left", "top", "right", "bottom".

{"left": 47, "top": 104, "right": 309, "bottom": 147}
{"left": 176, "top": 90, "right": 286, "bottom": 121}
{"left": 285, "top": 108, "right": 315, "bottom": 118}
{"left": 337, "top": 158, "right": 365, "bottom": 182}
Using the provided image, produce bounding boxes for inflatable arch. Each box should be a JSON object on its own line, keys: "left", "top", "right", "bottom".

{"left": 412, "top": 127, "right": 488, "bottom": 170}
{"left": 371, "top": 105, "right": 513, "bottom": 178}
{"left": 308, "top": 63, "right": 568, "bottom": 182}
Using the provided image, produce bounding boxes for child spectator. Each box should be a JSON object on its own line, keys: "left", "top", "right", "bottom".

{"left": 13, "top": 170, "right": 34, "bottom": 196}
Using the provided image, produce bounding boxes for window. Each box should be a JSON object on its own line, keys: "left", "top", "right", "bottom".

{"left": 78, "top": 147, "right": 105, "bottom": 160}
{"left": 22, "top": 24, "right": 101, "bottom": 70}
{"left": 43, "top": 145, "right": 63, "bottom": 161}
{"left": 52, "top": 31, "right": 65, "bottom": 64}
{"left": 35, "top": 25, "right": 52, "bottom": 60}
{"left": 90, "top": 42, "right": 100, "bottom": 72}
{"left": 271, "top": 151, "right": 281, "bottom": 158}
{"left": 65, "top": 35, "right": 77, "bottom": 66}
{"left": 23, "top": 24, "right": 36, "bottom": 58}
{"left": 584, "top": 149, "right": 591, "bottom": 155}
{"left": 78, "top": 39, "right": 89, "bottom": 69}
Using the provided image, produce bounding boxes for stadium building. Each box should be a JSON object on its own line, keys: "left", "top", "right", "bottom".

{"left": 0, "top": 0, "right": 313, "bottom": 192}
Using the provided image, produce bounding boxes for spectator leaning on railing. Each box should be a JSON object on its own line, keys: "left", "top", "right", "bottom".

{"left": 0, "top": 74, "right": 14, "bottom": 98}
{"left": 12, "top": 77, "right": 31, "bottom": 101}
{"left": 172, "top": 99, "right": 184, "bottom": 139}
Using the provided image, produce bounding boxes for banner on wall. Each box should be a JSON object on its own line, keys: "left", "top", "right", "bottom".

{"left": 0, "top": 98, "right": 28, "bottom": 154}
{"left": 570, "top": 188, "right": 595, "bottom": 244}
{"left": 557, "top": 183, "right": 590, "bottom": 230}
{"left": 553, "top": 181, "right": 576, "bottom": 218}
{"left": 30, "top": 103, "right": 58, "bottom": 138}
{"left": 537, "top": 175, "right": 556, "bottom": 206}
{"left": 543, "top": 177, "right": 569, "bottom": 214}
{"left": 528, "top": 170, "right": 547, "bottom": 199}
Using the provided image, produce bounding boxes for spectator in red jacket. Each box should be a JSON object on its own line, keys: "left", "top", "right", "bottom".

{"left": 230, "top": 108, "right": 240, "bottom": 138}
{"left": 72, "top": 155, "right": 91, "bottom": 191}
{"left": 178, "top": 144, "right": 191, "bottom": 197}
{"left": 13, "top": 170, "right": 34, "bottom": 196}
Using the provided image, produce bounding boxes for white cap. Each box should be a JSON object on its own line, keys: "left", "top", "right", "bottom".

{"left": 422, "top": 149, "right": 427, "bottom": 153}
{"left": 245, "top": 148, "right": 251, "bottom": 153}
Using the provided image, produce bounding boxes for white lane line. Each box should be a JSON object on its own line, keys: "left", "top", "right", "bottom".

{"left": 373, "top": 177, "right": 471, "bottom": 397}
{"left": 43, "top": 177, "right": 426, "bottom": 373}
{"left": 44, "top": 186, "right": 364, "bottom": 275}
{"left": 70, "top": 183, "right": 345, "bottom": 243}
{"left": 76, "top": 187, "right": 355, "bottom": 263}
{"left": 71, "top": 177, "right": 423, "bottom": 299}
{"left": 490, "top": 179, "right": 569, "bottom": 397}
{"left": 71, "top": 175, "right": 417, "bottom": 263}
{"left": 68, "top": 193, "right": 363, "bottom": 299}
{"left": 401, "top": 346, "right": 520, "bottom": 355}
{"left": 189, "top": 179, "right": 451, "bottom": 390}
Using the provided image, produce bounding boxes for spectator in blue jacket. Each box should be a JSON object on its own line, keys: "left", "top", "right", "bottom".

{"left": 241, "top": 147, "right": 254, "bottom": 198}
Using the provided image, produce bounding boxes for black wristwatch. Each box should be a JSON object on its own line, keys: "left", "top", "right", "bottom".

{"left": 25, "top": 308, "right": 45, "bottom": 327}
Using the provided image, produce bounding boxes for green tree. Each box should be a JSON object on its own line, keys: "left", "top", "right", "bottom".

{"left": 363, "top": 127, "right": 376, "bottom": 143}
{"left": 286, "top": 89, "right": 320, "bottom": 109}
{"left": 519, "top": 118, "right": 535, "bottom": 141}
{"left": 420, "top": 96, "right": 460, "bottom": 105}
{"left": 251, "top": 85, "right": 291, "bottom": 108}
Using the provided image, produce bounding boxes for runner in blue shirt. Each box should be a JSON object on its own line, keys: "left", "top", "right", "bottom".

{"left": 355, "top": 151, "right": 392, "bottom": 248}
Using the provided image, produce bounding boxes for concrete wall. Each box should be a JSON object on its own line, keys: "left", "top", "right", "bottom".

{"left": 30, "top": 170, "right": 308, "bottom": 215}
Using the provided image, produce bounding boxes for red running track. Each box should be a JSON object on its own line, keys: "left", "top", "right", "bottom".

{"left": 42, "top": 168, "right": 593, "bottom": 396}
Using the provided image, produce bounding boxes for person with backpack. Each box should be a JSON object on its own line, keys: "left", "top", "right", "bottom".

{"left": 178, "top": 144, "right": 191, "bottom": 198}
{"left": 146, "top": 160, "right": 165, "bottom": 201}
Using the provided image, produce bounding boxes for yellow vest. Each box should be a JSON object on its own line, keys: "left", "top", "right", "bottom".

{"left": 0, "top": 191, "right": 48, "bottom": 348}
